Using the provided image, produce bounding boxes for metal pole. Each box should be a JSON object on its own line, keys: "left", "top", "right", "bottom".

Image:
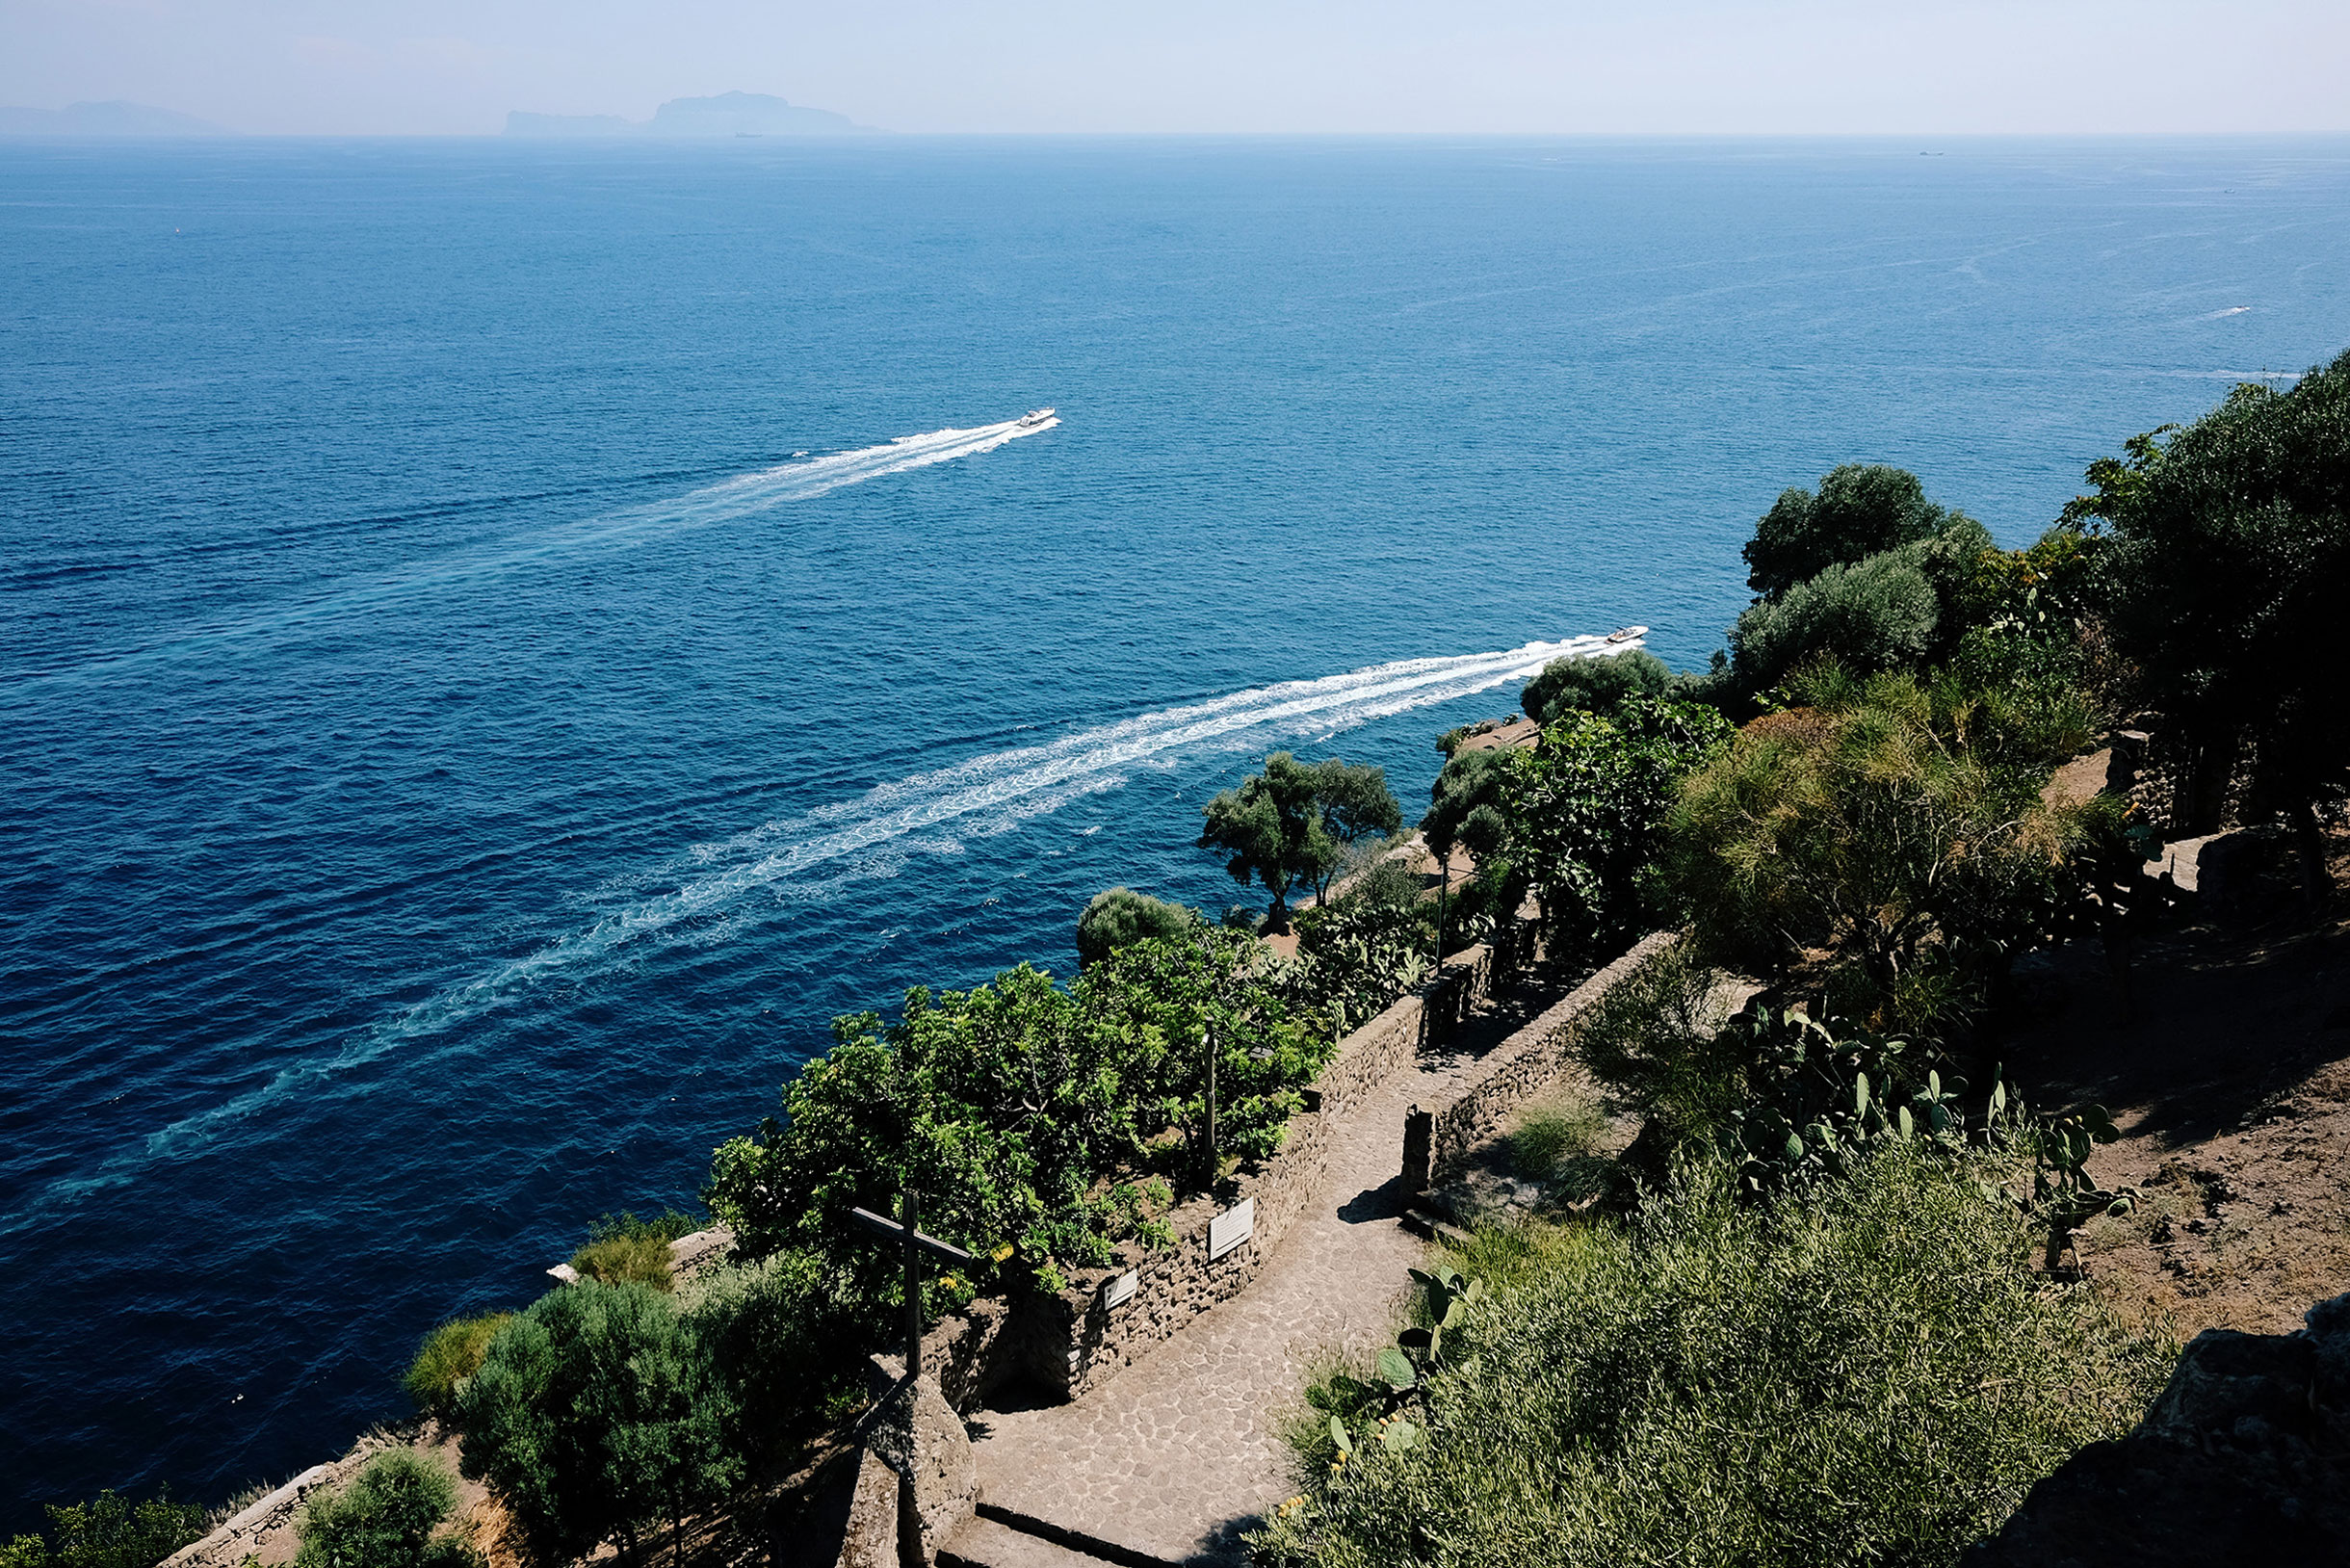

{"left": 1436, "top": 851, "right": 1450, "bottom": 975}
{"left": 901, "top": 1187, "right": 923, "bottom": 1380}
{"left": 1205, "top": 1021, "right": 1218, "bottom": 1186}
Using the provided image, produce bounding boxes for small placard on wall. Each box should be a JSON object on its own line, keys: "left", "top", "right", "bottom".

{"left": 1207, "top": 1198, "right": 1255, "bottom": 1261}
{"left": 1101, "top": 1270, "right": 1138, "bottom": 1311}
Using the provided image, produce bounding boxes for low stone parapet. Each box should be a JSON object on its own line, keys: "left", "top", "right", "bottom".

{"left": 1421, "top": 931, "right": 1681, "bottom": 1187}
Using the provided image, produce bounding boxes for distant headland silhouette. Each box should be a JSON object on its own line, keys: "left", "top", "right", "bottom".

{"left": 505, "top": 91, "right": 879, "bottom": 138}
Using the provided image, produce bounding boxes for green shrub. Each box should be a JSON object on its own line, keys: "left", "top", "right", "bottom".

{"left": 1343, "top": 852, "right": 1423, "bottom": 912}
{"left": 1742, "top": 463, "right": 1964, "bottom": 600}
{"left": 1503, "top": 1094, "right": 1607, "bottom": 1180}
{"left": 705, "top": 929, "right": 1328, "bottom": 1297}
{"left": 1519, "top": 648, "right": 1671, "bottom": 725}
{"left": 1730, "top": 543, "right": 1943, "bottom": 692}
{"left": 568, "top": 1233, "right": 673, "bottom": 1292}
{"left": 403, "top": 1313, "right": 513, "bottom": 1420}
{"left": 1, "top": 1490, "right": 207, "bottom": 1568}
{"left": 683, "top": 1248, "right": 868, "bottom": 1459}
{"left": 1257, "top": 1144, "right": 2175, "bottom": 1568}
{"left": 1665, "top": 666, "right": 2084, "bottom": 1037}
{"left": 294, "top": 1452, "right": 479, "bottom": 1568}
{"left": 457, "top": 1282, "right": 741, "bottom": 1568}
{"left": 1074, "top": 887, "right": 1199, "bottom": 967}
{"left": 566, "top": 1211, "right": 700, "bottom": 1292}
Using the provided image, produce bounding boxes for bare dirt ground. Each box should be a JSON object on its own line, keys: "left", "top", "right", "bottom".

{"left": 1993, "top": 834, "right": 2350, "bottom": 1338}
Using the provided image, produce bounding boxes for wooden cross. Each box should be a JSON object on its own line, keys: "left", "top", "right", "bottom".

{"left": 849, "top": 1189, "right": 976, "bottom": 1380}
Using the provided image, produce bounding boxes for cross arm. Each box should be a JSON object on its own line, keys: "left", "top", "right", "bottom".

{"left": 849, "top": 1205, "right": 979, "bottom": 1267}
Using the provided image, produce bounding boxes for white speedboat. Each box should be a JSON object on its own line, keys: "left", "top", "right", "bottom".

{"left": 1605, "top": 625, "right": 1648, "bottom": 643}
{"left": 1016, "top": 407, "right": 1056, "bottom": 428}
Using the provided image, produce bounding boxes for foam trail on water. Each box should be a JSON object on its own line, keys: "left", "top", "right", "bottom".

{"left": 6, "top": 414, "right": 1059, "bottom": 688}
{"left": 33, "top": 634, "right": 1637, "bottom": 1208}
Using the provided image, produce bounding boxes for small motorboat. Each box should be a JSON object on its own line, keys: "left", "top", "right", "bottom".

{"left": 1605, "top": 625, "right": 1648, "bottom": 643}
{"left": 1016, "top": 407, "right": 1056, "bottom": 428}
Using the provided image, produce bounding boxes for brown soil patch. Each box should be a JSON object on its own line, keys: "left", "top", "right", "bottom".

{"left": 1991, "top": 862, "right": 2350, "bottom": 1338}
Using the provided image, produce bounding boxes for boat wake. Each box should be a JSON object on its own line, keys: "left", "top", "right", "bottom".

{"left": 6, "top": 413, "right": 1059, "bottom": 688}
{"left": 30, "top": 632, "right": 1636, "bottom": 1210}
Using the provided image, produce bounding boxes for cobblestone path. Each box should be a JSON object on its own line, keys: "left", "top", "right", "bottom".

{"left": 961, "top": 984, "right": 1551, "bottom": 1566}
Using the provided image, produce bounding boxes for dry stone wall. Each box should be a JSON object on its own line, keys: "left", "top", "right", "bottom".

{"left": 1423, "top": 931, "right": 1681, "bottom": 1186}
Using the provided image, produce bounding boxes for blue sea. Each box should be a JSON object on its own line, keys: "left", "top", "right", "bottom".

{"left": 3, "top": 135, "right": 2345, "bottom": 1524}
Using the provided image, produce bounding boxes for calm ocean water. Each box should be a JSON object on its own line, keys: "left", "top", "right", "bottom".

{"left": 2, "top": 135, "right": 2344, "bottom": 1522}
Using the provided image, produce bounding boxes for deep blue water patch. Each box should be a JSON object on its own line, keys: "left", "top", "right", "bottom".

{"left": 2, "top": 135, "right": 2346, "bottom": 1523}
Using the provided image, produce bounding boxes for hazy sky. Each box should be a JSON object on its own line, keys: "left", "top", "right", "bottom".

{"left": 5, "top": 0, "right": 2347, "bottom": 136}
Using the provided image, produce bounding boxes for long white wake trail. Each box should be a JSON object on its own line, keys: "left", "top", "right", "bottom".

{"left": 68, "top": 634, "right": 1637, "bottom": 1193}
{"left": 9, "top": 414, "right": 1059, "bottom": 687}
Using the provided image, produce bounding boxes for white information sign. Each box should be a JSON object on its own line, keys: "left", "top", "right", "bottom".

{"left": 1102, "top": 1270, "right": 1138, "bottom": 1311}
{"left": 1207, "top": 1198, "right": 1256, "bottom": 1261}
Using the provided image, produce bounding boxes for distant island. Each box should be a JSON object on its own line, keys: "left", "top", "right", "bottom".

{"left": 505, "top": 91, "right": 878, "bottom": 139}
{"left": 0, "top": 100, "right": 224, "bottom": 136}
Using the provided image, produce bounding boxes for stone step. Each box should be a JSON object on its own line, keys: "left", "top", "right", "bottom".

{"left": 940, "top": 1513, "right": 1147, "bottom": 1568}
{"left": 1399, "top": 1203, "right": 1472, "bottom": 1246}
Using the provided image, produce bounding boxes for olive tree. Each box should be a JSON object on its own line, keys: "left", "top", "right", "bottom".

{"left": 1742, "top": 463, "right": 1962, "bottom": 600}
{"left": 1199, "top": 751, "right": 1392, "bottom": 928}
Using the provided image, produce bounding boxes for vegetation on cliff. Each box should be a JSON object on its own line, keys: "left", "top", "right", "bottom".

{"left": 1261, "top": 353, "right": 2350, "bottom": 1568}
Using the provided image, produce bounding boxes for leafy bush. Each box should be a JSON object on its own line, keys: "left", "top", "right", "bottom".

{"left": 1256, "top": 1144, "right": 2175, "bottom": 1568}
{"left": 294, "top": 1451, "right": 479, "bottom": 1568}
{"left": 0, "top": 1490, "right": 207, "bottom": 1568}
{"left": 1518, "top": 647, "right": 1671, "bottom": 725}
{"left": 457, "top": 1282, "right": 740, "bottom": 1568}
{"left": 1496, "top": 695, "right": 1734, "bottom": 966}
{"left": 1665, "top": 666, "right": 2084, "bottom": 1037}
{"left": 1075, "top": 887, "right": 1200, "bottom": 967}
{"left": 705, "top": 928, "right": 1325, "bottom": 1299}
{"left": 403, "top": 1313, "right": 514, "bottom": 1420}
{"left": 1730, "top": 543, "right": 1942, "bottom": 692}
{"left": 1420, "top": 747, "right": 1515, "bottom": 866}
{"left": 680, "top": 1248, "right": 867, "bottom": 1461}
{"left": 1742, "top": 463, "right": 1965, "bottom": 600}
{"left": 1292, "top": 891, "right": 1432, "bottom": 1034}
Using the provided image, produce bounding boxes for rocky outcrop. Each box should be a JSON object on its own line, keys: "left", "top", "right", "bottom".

{"left": 1965, "top": 1291, "right": 2350, "bottom": 1566}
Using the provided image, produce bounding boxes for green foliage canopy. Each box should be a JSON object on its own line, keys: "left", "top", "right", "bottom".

{"left": 1518, "top": 647, "right": 1671, "bottom": 725}
{"left": 1256, "top": 1145, "right": 2172, "bottom": 1568}
{"left": 1198, "top": 753, "right": 1400, "bottom": 921}
{"left": 2069, "top": 349, "right": 2350, "bottom": 859}
{"left": 457, "top": 1282, "right": 739, "bottom": 1568}
{"left": 1074, "top": 887, "right": 1200, "bottom": 968}
{"left": 1198, "top": 752, "right": 1338, "bottom": 926}
{"left": 1665, "top": 666, "right": 2084, "bottom": 1036}
{"left": 1499, "top": 695, "right": 1734, "bottom": 961}
{"left": 704, "top": 929, "right": 1327, "bottom": 1296}
{"left": 295, "top": 1451, "right": 479, "bottom": 1568}
{"left": 1741, "top": 462, "right": 1963, "bottom": 600}
{"left": 0, "top": 1492, "right": 207, "bottom": 1568}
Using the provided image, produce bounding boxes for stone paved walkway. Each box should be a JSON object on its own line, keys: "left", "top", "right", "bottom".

{"left": 960, "top": 982, "right": 1550, "bottom": 1566}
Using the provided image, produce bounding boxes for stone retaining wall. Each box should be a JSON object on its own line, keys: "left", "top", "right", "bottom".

{"left": 1422, "top": 931, "right": 1681, "bottom": 1187}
